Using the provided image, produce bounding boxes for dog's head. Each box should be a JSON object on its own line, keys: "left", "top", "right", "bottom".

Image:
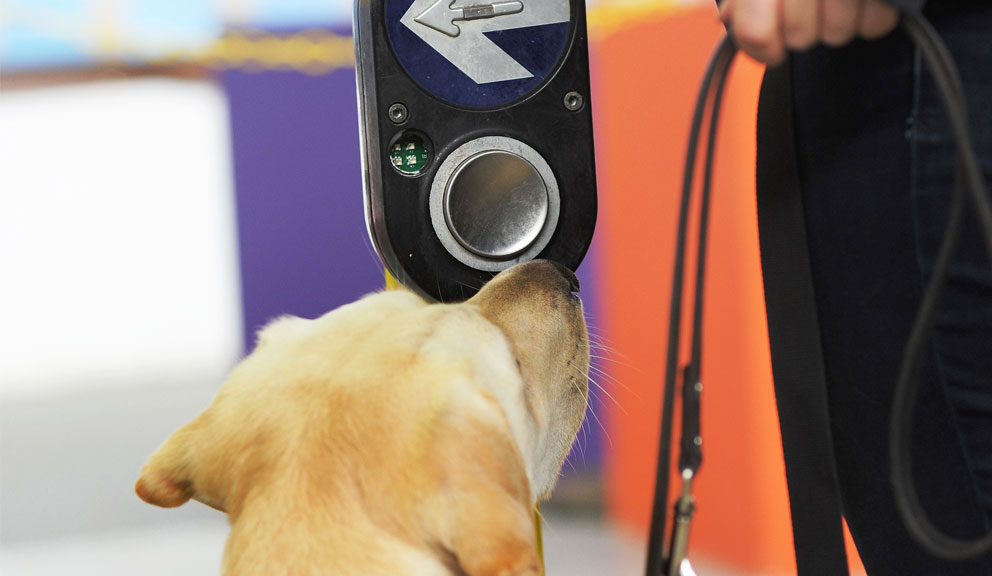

{"left": 466, "top": 259, "right": 590, "bottom": 499}
{"left": 136, "top": 260, "right": 588, "bottom": 575}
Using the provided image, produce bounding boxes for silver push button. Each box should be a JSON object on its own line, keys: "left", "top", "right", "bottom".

{"left": 429, "top": 136, "right": 560, "bottom": 272}
{"left": 444, "top": 151, "right": 548, "bottom": 259}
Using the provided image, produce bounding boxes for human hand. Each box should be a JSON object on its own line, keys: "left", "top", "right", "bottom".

{"left": 718, "top": 0, "right": 900, "bottom": 65}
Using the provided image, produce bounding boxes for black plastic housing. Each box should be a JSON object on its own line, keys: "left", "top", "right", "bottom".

{"left": 355, "top": 0, "right": 598, "bottom": 302}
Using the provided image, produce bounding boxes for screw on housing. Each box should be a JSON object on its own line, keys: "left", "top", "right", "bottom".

{"left": 563, "top": 91, "right": 584, "bottom": 112}
{"left": 388, "top": 102, "right": 409, "bottom": 124}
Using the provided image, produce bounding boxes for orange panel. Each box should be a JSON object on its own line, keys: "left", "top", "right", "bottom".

{"left": 592, "top": 6, "right": 864, "bottom": 574}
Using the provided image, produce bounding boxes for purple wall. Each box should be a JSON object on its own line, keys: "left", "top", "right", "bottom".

{"left": 221, "top": 41, "right": 383, "bottom": 353}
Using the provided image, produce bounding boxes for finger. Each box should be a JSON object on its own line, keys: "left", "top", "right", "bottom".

{"left": 719, "top": 0, "right": 733, "bottom": 23}
{"left": 781, "top": 0, "right": 820, "bottom": 51}
{"left": 821, "top": 0, "right": 861, "bottom": 47}
{"left": 728, "top": 0, "right": 787, "bottom": 65}
{"left": 859, "top": 0, "right": 899, "bottom": 39}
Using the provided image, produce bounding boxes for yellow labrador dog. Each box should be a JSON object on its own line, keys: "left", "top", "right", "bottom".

{"left": 136, "top": 260, "right": 589, "bottom": 576}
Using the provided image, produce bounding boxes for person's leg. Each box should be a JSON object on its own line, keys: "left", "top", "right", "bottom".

{"left": 791, "top": 5, "right": 992, "bottom": 572}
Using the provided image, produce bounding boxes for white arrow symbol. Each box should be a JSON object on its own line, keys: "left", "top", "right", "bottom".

{"left": 415, "top": 1, "right": 524, "bottom": 38}
{"left": 401, "top": 0, "right": 570, "bottom": 85}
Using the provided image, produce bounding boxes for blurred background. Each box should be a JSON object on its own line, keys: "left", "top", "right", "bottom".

{"left": 0, "top": 0, "right": 864, "bottom": 574}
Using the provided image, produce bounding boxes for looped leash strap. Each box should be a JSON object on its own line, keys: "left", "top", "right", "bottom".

{"left": 891, "top": 14, "right": 992, "bottom": 561}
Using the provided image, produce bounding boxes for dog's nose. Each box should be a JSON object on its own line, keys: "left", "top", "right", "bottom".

{"left": 548, "top": 261, "right": 581, "bottom": 293}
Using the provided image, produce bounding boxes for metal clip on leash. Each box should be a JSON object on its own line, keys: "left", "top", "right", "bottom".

{"left": 646, "top": 11, "right": 992, "bottom": 576}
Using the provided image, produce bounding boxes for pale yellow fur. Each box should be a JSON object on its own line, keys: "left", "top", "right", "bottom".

{"left": 136, "top": 261, "right": 589, "bottom": 576}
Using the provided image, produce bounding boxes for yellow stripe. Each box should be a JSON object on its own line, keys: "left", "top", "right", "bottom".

{"left": 587, "top": 0, "right": 699, "bottom": 40}
{"left": 535, "top": 505, "right": 546, "bottom": 575}
{"left": 150, "top": 29, "right": 354, "bottom": 76}
{"left": 384, "top": 269, "right": 402, "bottom": 291}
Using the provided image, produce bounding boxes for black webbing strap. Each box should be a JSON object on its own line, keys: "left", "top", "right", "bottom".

{"left": 755, "top": 62, "right": 850, "bottom": 576}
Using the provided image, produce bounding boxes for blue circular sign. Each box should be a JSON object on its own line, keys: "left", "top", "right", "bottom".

{"left": 385, "top": 0, "right": 572, "bottom": 109}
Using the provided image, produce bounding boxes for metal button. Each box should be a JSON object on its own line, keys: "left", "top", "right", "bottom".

{"left": 444, "top": 151, "right": 548, "bottom": 259}
{"left": 429, "top": 136, "right": 560, "bottom": 272}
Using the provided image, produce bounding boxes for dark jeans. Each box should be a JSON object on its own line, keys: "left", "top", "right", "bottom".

{"left": 790, "top": 4, "right": 992, "bottom": 575}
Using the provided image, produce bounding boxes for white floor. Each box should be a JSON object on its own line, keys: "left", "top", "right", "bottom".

{"left": 0, "top": 513, "right": 632, "bottom": 576}
{"left": 0, "top": 511, "right": 765, "bottom": 576}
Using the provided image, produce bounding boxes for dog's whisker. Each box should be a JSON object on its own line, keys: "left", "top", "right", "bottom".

{"left": 585, "top": 332, "right": 613, "bottom": 345}
{"left": 571, "top": 384, "right": 612, "bottom": 448}
{"left": 586, "top": 339, "right": 634, "bottom": 363}
{"left": 584, "top": 326, "right": 620, "bottom": 343}
{"left": 587, "top": 337, "right": 618, "bottom": 351}
{"left": 589, "top": 377, "right": 628, "bottom": 415}
{"left": 586, "top": 337, "right": 624, "bottom": 354}
{"left": 586, "top": 330, "right": 612, "bottom": 344}
{"left": 586, "top": 364, "right": 625, "bottom": 390}
{"left": 568, "top": 361, "right": 623, "bottom": 402}
{"left": 565, "top": 367, "right": 598, "bottom": 421}
{"left": 563, "top": 365, "right": 613, "bottom": 444}
{"left": 533, "top": 505, "right": 554, "bottom": 535}
{"left": 567, "top": 362, "right": 590, "bottom": 383}
{"left": 434, "top": 275, "right": 446, "bottom": 304}
{"left": 564, "top": 456, "right": 579, "bottom": 477}
{"left": 587, "top": 355, "right": 647, "bottom": 385}
{"left": 587, "top": 355, "right": 636, "bottom": 371}
{"left": 454, "top": 278, "right": 486, "bottom": 293}
{"left": 586, "top": 340, "right": 627, "bottom": 359}
{"left": 568, "top": 362, "right": 589, "bottom": 402}
{"left": 571, "top": 362, "right": 627, "bottom": 414}
{"left": 573, "top": 423, "right": 588, "bottom": 467}
{"left": 586, "top": 359, "right": 617, "bottom": 377}
{"left": 587, "top": 353, "right": 643, "bottom": 375}
{"left": 586, "top": 363, "right": 640, "bottom": 399}
{"left": 585, "top": 403, "right": 613, "bottom": 448}
{"left": 573, "top": 416, "right": 586, "bottom": 449}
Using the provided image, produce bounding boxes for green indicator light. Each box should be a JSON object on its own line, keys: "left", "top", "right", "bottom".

{"left": 389, "top": 132, "right": 431, "bottom": 176}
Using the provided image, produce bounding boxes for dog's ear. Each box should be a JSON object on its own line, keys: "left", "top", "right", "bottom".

{"left": 135, "top": 422, "right": 197, "bottom": 508}
{"left": 434, "top": 422, "right": 541, "bottom": 576}
{"left": 446, "top": 489, "right": 541, "bottom": 576}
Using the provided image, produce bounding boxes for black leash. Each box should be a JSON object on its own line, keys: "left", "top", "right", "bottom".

{"left": 645, "top": 12, "right": 992, "bottom": 575}
{"left": 644, "top": 34, "right": 736, "bottom": 576}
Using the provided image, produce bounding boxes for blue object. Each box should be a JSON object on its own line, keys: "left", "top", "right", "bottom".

{"left": 384, "top": 0, "right": 570, "bottom": 109}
